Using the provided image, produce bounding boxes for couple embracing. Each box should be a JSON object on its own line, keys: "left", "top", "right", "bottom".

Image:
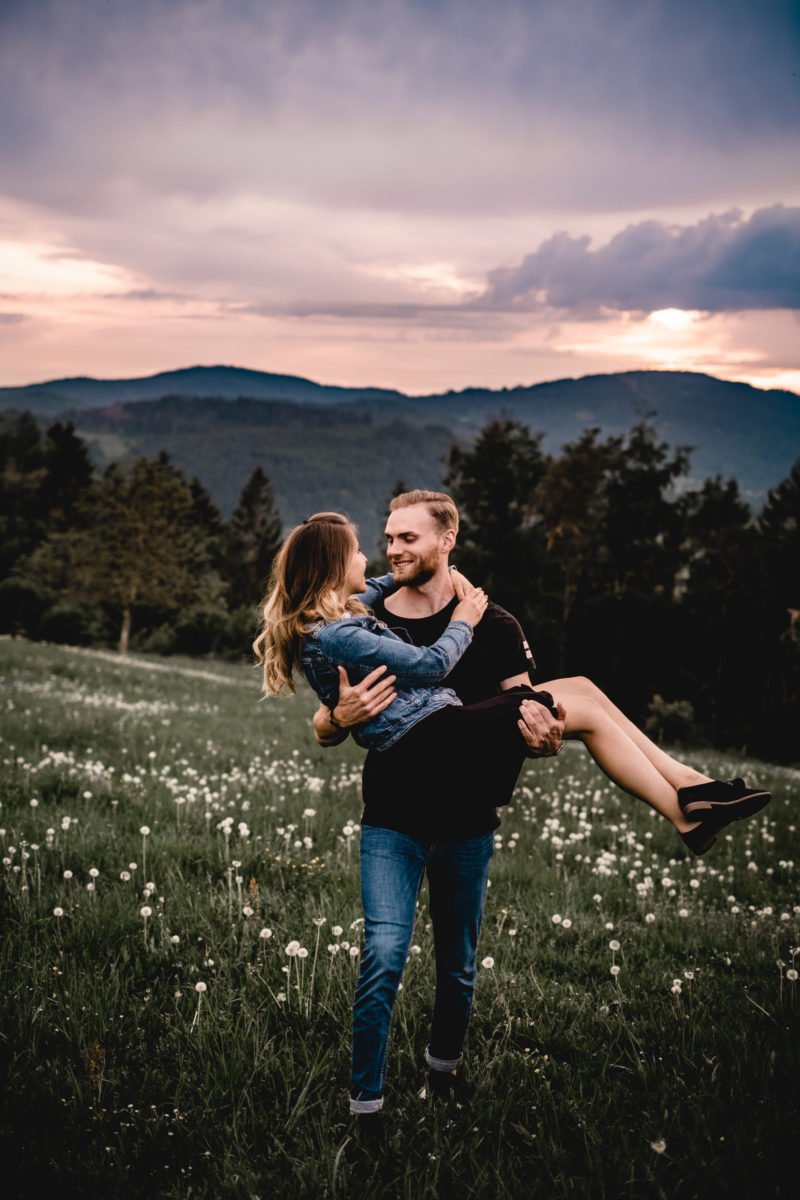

{"left": 254, "top": 490, "right": 770, "bottom": 1135}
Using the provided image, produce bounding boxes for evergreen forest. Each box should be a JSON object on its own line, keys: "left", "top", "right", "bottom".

{"left": 1, "top": 410, "right": 798, "bottom": 764}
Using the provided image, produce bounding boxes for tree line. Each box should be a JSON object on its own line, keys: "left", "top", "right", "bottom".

{"left": 1, "top": 409, "right": 798, "bottom": 762}
{"left": 443, "top": 418, "right": 799, "bottom": 764}
{"left": 0, "top": 413, "right": 281, "bottom": 658}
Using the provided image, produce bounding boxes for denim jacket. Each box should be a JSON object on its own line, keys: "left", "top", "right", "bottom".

{"left": 300, "top": 573, "right": 473, "bottom": 750}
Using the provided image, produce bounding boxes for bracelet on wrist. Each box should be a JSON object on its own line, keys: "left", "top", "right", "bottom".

{"left": 328, "top": 705, "right": 342, "bottom": 729}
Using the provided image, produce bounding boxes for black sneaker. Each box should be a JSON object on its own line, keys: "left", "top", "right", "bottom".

{"left": 678, "top": 778, "right": 771, "bottom": 821}
{"left": 355, "top": 1110, "right": 384, "bottom": 1146}
{"left": 427, "top": 1068, "right": 472, "bottom": 1104}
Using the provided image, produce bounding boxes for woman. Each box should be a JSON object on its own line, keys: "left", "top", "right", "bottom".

{"left": 253, "top": 512, "right": 771, "bottom": 1116}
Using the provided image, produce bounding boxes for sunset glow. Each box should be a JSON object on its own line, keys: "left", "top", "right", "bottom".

{"left": 0, "top": 0, "right": 798, "bottom": 394}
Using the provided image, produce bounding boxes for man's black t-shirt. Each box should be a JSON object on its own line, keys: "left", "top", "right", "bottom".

{"left": 369, "top": 594, "right": 534, "bottom": 704}
{"left": 360, "top": 593, "right": 535, "bottom": 841}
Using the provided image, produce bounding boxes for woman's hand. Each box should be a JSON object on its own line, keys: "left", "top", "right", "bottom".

{"left": 449, "top": 566, "right": 475, "bottom": 600}
{"left": 452, "top": 587, "right": 488, "bottom": 627}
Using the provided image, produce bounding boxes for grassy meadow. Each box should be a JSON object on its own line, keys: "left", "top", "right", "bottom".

{"left": 0, "top": 637, "right": 797, "bottom": 1199}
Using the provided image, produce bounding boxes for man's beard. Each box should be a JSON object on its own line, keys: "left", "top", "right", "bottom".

{"left": 390, "top": 549, "right": 439, "bottom": 588}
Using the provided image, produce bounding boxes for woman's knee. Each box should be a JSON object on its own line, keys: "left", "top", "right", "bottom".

{"left": 561, "top": 675, "right": 604, "bottom": 699}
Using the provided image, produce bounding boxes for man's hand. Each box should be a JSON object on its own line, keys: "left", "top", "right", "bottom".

{"left": 517, "top": 698, "right": 566, "bottom": 757}
{"left": 312, "top": 665, "right": 397, "bottom": 747}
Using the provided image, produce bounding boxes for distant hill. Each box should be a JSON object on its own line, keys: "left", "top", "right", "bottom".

{"left": 0, "top": 365, "right": 405, "bottom": 414}
{"left": 3, "top": 365, "right": 799, "bottom": 547}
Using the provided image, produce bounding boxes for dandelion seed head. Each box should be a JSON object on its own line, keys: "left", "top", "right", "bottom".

{"left": 609, "top": 940, "right": 620, "bottom": 952}
{"left": 140, "top": 906, "right": 152, "bottom": 918}
{"left": 259, "top": 928, "right": 273, "bottom": 940}
{"left": 551, "top": 914, "right": 562, "bottom": 925}
{"left": 53, "top": 906, "right": 64, "bottom": 918}
{"left": 195, "top": 981, "right": 207, "bottom": 993}
{"left": 610, "top": 964, "right": 621, "bottom": 976}
{"left": 650, "top": 1138, "right": 666, "bottom": 1154}
{"left": 481, "top": 956, "right": 495, "bottom": 969}
{"left": 140, "top": 826, "right": 150, "bottom": 837}
{"left": 787, "top": 969, "right": 799, "bottom": 982}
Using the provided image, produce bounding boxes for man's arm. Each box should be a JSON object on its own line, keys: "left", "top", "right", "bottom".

{"left": 450, "top": 569, "right": 564, "bottom": 756}
{"left": 312, "top": 665, "right": 397, "bottom": 748}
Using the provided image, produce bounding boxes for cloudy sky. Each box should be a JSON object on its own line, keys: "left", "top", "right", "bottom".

{"left": 1, "top": 0, "right": 799, "bottom": 393}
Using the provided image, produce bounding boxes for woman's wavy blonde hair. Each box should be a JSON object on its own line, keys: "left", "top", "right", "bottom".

{"left": 253, "top": 512, "right": 367, "bottom": 695}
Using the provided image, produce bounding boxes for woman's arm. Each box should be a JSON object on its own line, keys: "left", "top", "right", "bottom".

{"left": 354, "top": 572, "right": 398, "bottom": 609}
{"left": 317, "top": 618, "right": 474, "bottom": 687}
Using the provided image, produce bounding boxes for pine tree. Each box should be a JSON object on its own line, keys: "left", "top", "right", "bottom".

{"left": 225, "top": 467, "right": 282, "bottom": 608}
{"left": 28, "top": 457, "right": 223, "bottom": 654}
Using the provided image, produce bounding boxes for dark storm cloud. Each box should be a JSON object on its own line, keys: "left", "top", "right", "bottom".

{"left": 474, "top": 206, "right": 800, "bottom": 314}
{"left": 0, "top": 0, "right": 798, "bottom": 221}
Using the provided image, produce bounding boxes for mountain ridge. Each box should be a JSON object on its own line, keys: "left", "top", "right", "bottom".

{"left": 3, "top": 366, "right": 798, "bottom": 548}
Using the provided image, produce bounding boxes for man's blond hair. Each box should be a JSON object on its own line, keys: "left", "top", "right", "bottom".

{"left": 389, "top": 490, "right": 459, "bottom": 534}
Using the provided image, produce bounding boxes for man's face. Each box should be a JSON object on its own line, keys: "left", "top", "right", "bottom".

{"left": 384, "top": 504, "right": 453, "bottom": 587}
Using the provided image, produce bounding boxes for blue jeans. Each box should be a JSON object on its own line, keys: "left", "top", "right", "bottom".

{"left": 350, "top": 824, "right": 494, "bottom": 1113}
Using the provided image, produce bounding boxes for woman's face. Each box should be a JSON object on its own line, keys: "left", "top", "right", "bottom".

{"left": 343, "top": 538, "right": 368, "bottom": 597}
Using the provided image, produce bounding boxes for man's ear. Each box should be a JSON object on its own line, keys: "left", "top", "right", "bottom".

{"left": 441, "top": 528, "right": 456, "bottom": 553}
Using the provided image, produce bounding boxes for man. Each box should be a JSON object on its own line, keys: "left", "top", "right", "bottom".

{"left": 312, "top": 490, "right": 564, "bottom": 1124}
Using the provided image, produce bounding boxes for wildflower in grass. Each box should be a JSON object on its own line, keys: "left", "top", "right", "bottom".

{"left": 332, "top": 925, "right": 343, "bottom": 937}
{"left": 650, "top": 1138, "right": 666, "bottom": 1154}
{"left": 788, "top": 969, "right": 799, "bottom": 982}
{"left": 562, "top": 918, "right": 573, "bottom": 929}
{"left": 312, "top": 916, "right": 326, "bottom": 927}
{"left": 259, "top": 928, "right": 273, "bottom": 940}
{"left": 170, "top": 935, "right": 180, "bottom": 945}
{"left": 298, "top": 947, "right": 309, "bottom": 959}
{"left": 63, "top": 870, "right": 73, "bottom": 880}
{"left": 89, "top": 868, "right": 99, "bottom": 879}
{"left": 610, "top": 965, "right": 620, "bottom": 977}
{"left": 276, "top": 992, "right": 287, "bottom": 1003}
{"left": 30, "top": 798, "right": 38, "bottom": 808}
{"left": 551, "top": 914, "right": 562, "bottom": 925}
{"left": 645, "top": 913, "right": 656, "bottom": 923}
{"left": 285, "top": 940, "right": 300, "bottom": 957}
{"left": 609, "top": 940, "right": 620, "bottom": 952}
{"left": 349, "top": 946, "right": 359, "bottom": 958}
{"left": 481, "top": 957, "right": 495, "bottom": 969}
{"left": 671, "top": 979, "right": 682, "bottom": 995}
{"left": 120, "top": 871, "right": 131, "bottom": 882}
{"left": 593, "top": 894, "right": 602, "bottom": 903}
{"left": 242, "top": 905, "right": 253, "bottom": 918}
{"left": 678, "top": 909, "right": 689, "bottom": 918}
{"left": 192, "top": 981, "right": 207, "bottom": 1029}
{"left": 140, "top": 905, "right": 152, "bottom": 945}
{"left": 53, "top": 906, "right": 64, "bottom": 918}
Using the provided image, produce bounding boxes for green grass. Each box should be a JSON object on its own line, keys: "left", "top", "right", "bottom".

{"left": 1, "top": 637, "right": 798, "bottom": 1199}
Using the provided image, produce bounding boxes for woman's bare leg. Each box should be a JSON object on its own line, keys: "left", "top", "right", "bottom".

{"left": 537, "top": 676, "right": 713, "bottom": 792}
{"left": 541, "top": 690, "right": 697, "bottom": 831}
